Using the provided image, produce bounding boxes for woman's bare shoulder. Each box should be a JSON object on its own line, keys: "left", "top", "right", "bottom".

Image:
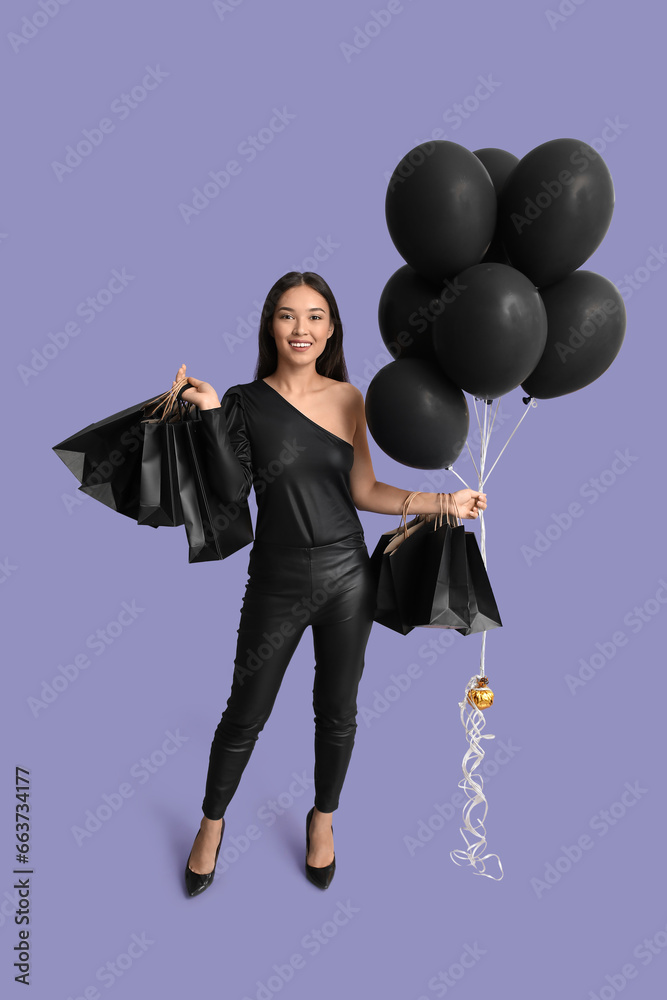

{"left": 322, "top": 379, "right": 361, "bottom": 408}
{"left": 327, "top": 382, "right": 363, "bottom": 442}
{"left": 324, "top": 378, "right": 362, "bottom": 399}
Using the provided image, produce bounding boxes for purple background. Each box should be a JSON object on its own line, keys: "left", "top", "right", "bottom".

{"left": 3, "top": 1, "right": 665, "bottom": 997}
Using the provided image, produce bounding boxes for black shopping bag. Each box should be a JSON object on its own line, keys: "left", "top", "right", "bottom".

{"left": 53, "top": 394, "right": 160, "bottom": 520}
{"left": 455, "top": 530, "right": 503, "bottom": 635}
{"left": 369, "top": 514, "right": 428, "bottom": 634}
{"left": 402, "top": 514, "right": 471, "bottom": 630}
{"left": 369, "top": 490, "right": 427, "bottom": 634}
{"left": 53, "top": 380, "right": 254, "bottom": 561}
{"left": 175, "top": 414, "right": 254, "bottom": 563}
{"left": 137, "top": 419, "right": 186, "bottom": 527}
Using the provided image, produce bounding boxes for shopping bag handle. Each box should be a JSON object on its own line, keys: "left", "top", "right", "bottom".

{"left": 396, "top": 491, "right": 422, "bottom": 541}
{"left": 447, "top": 491, "right": 463, "bottom": 526}
{"left": 143, "top": 377, "right": 193, "bottom": 423}
{"left": 397, "top": 490, "right": 452, "bottom": 539}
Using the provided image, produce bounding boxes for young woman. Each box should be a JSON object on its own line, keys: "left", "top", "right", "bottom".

{"left": 178, "top": 271, "right": 487, "bottom": 896}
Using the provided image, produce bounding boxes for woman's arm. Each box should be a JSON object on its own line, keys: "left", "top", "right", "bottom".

{"left": 197, "top": 390, "right": 254, "bottom": 506}
{"left": 346, "top": 385, "right": 486, "bottom": 520}
{"left": 173, "top": 366, "right": 253, "bottom": 506}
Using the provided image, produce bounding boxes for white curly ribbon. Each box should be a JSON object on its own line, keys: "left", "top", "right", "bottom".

{"left": 445, "top": 394, "right": 537, "bottom": 880}
{"left": 449, "top": 673, "right": 504, "bottom": 880}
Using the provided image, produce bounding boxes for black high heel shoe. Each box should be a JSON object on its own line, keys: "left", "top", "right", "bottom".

{"left": 184, "top": 818, "right": 225, "bottom": 897}
{"left": 305, "top": 806, "right": 336, "bottom": 890}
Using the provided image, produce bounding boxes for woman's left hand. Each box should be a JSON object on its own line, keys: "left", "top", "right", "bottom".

{"left": 450, "top": 489, "right": 487, "bottom": 519}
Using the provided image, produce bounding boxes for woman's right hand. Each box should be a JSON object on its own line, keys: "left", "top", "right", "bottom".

{"left": 173, "top": 363, "right": 221, "bottom": 410}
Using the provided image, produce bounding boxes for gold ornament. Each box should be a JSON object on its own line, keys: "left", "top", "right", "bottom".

{"left": 467, "top": 676, "right": 494, "bottom": 710}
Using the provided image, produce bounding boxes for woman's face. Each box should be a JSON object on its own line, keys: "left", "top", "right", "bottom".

{"left": 270, "top": 284, "right": 334, "bottom": 368}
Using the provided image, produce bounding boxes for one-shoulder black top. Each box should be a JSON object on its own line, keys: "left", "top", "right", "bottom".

{"left": 197, "top": 378, "right": 365, "bottom": 547}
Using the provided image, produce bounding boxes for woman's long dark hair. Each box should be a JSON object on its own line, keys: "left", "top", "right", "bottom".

{"left": 253, "top": 272, "right": 349, "bottom": 383}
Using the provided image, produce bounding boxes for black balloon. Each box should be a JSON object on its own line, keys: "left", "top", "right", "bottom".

{"left": 473, "top": 147, "right": 520, "bottom": 193}
{"left": 385, "top": 140, "right": 497, "bottom": 283}
{"left": 521, "top": 270, "right": 626, "bottom": 399}
{"left": 498, "top": 137, "right": 615, "bottom": 287}
{"left": 432, "top": 263, "right": 548, "bottom": 399}
{"left": 377, "top": 265, "right": 442, "bottom": 362}
{"left": 365, "top": 358, "right": 469, "bottom": 469}
{"left": 473, "top": 147, "right": 520, "bottom": 265}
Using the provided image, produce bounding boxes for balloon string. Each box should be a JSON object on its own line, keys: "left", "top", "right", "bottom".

{"left": 465, "top": 439, "right": 481, "bottom": 482}
{"left": 456, "top": 396, "right": 537, "bottom": 494}
{"left": 448, "top": 394, "right": 532, "bottom": 680}
{"left": 477, "top": 399, "right": 490, "bottom": 677}
{"left": 448, "top": 458, "right": 488, "bottom": 679}
{"left": 480, "top": 397, "right": 537, "bottom": 488}
{"left": 449, "top": 674, "right": 504, "bottom": 880}
{"left": 448, "top": 465, "right": 473, "bottom": 490}
{"left": 476, "top": 397, "right": 491, "bottom": 565}
{"left": 449, "top": 405, "right": 499, "bottom": 878}
{"left": 445, "top": 395, "right": 532, "bottom": 882}
{"left": 486, "top": 396, "right": 501, "bottom": 441}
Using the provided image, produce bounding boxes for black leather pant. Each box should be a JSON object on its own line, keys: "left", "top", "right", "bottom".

{"left": 201, "top": 531, "right": 376, "bottom": 819}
